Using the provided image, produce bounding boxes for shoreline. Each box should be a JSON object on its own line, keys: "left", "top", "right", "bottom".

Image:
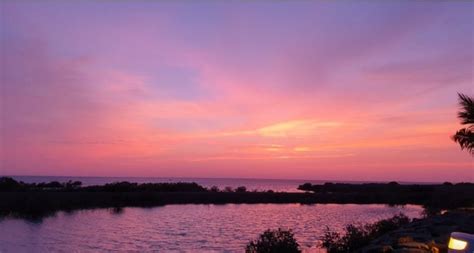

{"left": 360, "top": 209, "right": 474, "bottom": 253}
{"left": 1, "top": 178, "right": 473, "bottom": 218}
{"left": 0, "top": 190, "right": 469, "bottom": 219}
{"left": 0, "top": 191, "right": 426, "bottom": 218}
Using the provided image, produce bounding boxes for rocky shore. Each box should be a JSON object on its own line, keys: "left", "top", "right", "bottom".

{"left": 361, "top": 210, "right": 474, "bottom": 253}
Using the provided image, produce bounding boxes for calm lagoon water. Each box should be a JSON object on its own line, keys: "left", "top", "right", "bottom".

{"left": 0, "top": 204, "right": 423, "bottom": 252}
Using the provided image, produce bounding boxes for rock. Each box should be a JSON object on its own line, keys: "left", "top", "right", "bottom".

{"left": 360, "top": 211, "right": 473, "bottom": 253}
{"left": 397, "top": 237, "right": 414, "bottom": 244}
{"left": 363, "top": 245, "right": 394, "bottom": 253}
{"left": 396, "top": 233, "right": 432, "bottom": 244}
{"left": 396, "top": 242, "right": 430, "bottom": 251}
{"left": 429, "top": 247, "right": 439, "bottom": 253}
{"left": 393, "top": 249, "right": 429, "bottom": 253}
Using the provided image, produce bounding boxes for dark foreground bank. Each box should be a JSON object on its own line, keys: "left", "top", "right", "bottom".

{"left": 246, "top": 210, "right": 474, "bottom": 253}
{"left": 1, "top": 177, "right": 473, "bottom": 217}
{"left": 358, "top": 209, "right": 474, "bottom": 253}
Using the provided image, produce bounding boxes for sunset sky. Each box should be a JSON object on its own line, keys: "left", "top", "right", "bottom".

{"left": 1, "top": 1, "right": 473, "bottom": 182}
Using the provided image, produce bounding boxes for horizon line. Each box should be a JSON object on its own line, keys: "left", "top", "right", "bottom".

{"left": 4, "top": 174, "right": 463, "bottom": 184}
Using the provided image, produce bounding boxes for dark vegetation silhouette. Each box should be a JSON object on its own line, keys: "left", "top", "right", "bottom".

{"left": 1, "top": 177, "right": 473, "bottom": 218}
{"left": 248, "top": 211, "right": 474, "bottom": 253}
{"left": 246, "top": 228, "right": 301, "bottom": 253}
{"left": 0, "top": 178, "right": 206, "bottom": 192}
{"left": 297, "top": 182, "right": 474, "bottom": 209}
{"left": 235, "top": 186, "right": 248, "bottom": 193}
{"left": 320, "top": 213, "right": 410, "bottom": 253}
{"left": 452, "top": 93, "right": 474, "bottom": 155}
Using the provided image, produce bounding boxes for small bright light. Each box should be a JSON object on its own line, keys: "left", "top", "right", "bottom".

{"left": 448, "top": 237, "right": 468, "bottom": 250}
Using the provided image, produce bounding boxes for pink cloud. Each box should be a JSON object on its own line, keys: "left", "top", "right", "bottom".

{"left": 1, "top": 1, "right": 472, "bottom": 181}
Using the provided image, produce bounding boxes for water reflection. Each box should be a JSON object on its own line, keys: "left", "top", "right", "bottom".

{"left": 0, "top": 204, "right": 423, "bottom": 252}
{"left": 109, "top": 207, "right": 125, "bottom": 215}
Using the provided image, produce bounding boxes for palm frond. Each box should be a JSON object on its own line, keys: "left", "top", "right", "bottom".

{"left": 452, "top": 128, "right": 474, "bottom": 155}
{"left": 457, "top": 93, "right": 474, "bottom": 125}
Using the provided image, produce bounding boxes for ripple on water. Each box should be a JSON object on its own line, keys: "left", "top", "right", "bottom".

{"left": 0, "top": 204, "right": 423, "bottom": 252}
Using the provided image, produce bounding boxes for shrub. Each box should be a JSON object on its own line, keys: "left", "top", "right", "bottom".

{"left": 235, "top": 186, "right": 247, "bottom": 193}
{"left": 209, "top": 186, "right": 220, "bottom": 192}
{"left": 421, "top": 206, "right": 443, "bottom": 217}
{"left": 319, "top": 229, "right": 342, "bottom": 252}
{"left": 371, "top": 213, "right": 410, "bottom": 233}
{"left": 297, "top": 183, "right": 313, "bottom": 192}
{"left": 320, "top": 213, "right": 410, "bottom": 253}
{"left": 246, "top": 228, "right": 301, "bottom": 253}
{"left": 65, "top": 180, "right": 82, "bottom": 189}
{"left": 0, "top": 177, "right": 22, "bottom": 191}
{"left": 37, "top": 181, "right": 63, "bottom": 189}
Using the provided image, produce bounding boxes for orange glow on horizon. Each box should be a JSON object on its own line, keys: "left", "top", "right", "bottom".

{"left": 1, "top": 1, "right": 473, "bottom": 182}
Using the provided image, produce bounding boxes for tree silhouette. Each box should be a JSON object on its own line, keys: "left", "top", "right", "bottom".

{"left": 246, "top": 228, "right": 301, "bottom": 253}
{"left": 452, "top": 93, "right": 474, "bottom": 155}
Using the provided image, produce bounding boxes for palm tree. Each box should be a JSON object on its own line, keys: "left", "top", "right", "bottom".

{"left": 452, "top": 93, "right": 474, "bottom": 155}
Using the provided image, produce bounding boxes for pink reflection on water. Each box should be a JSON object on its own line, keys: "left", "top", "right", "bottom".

{"left": 0, "top": 204, "right": 423, "bottom": 252}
